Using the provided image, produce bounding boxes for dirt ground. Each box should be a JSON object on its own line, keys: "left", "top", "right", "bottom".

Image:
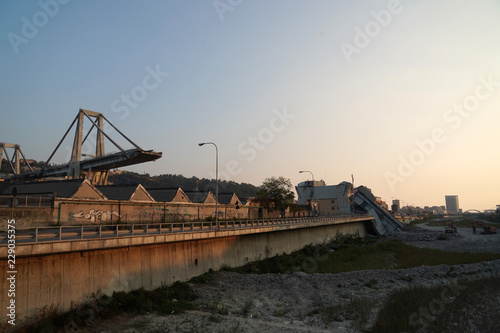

{"left": 402, "top": 223, "right": 500, "bottom": 253}
{"left": 78, "top": 223, "right": 500, "bottom": 333}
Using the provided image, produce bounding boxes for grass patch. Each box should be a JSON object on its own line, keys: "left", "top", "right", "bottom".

{"left": 15, "top": 282, "right": 196, "bottom": 332}
{"left": 188, "top": 268, "right": 215, "bottom": 284}
{"left": 273, "top": 302, "right": 291, "bottom": 317}
{"left": 311, "top": 296, "right": 376, "bottom": 330}
{"left": 386, "top": 240, "right": 500, "bottom": 268}
{"left": 223, "top": 235, "right": 500, "bottom": 275}
{"left": 208, "top": 299, "right": 229, "bottom": 316}
{"left": 371, "top": 275, "right": 500, "bottom": 333}
{"left": 10, "top": 305, "right": 62, "bottom": 333}
{"left": 225, "top": 234, "right": 391, "bottom": 274}
{"left": 102, "top": 282, "right": 195, "bottom": 317}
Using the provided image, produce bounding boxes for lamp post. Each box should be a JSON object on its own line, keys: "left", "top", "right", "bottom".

{"left": 299, "top": 170, "right": 314, "bottom": 182}
{"left": 299, "top": 170, "right": 315, "bottom": 217}
{"left": 198, "top": 142, "right": 219, "bottom": 230}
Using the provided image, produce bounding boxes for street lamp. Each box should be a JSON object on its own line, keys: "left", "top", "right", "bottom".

{"left": 198, "top": 142, "right": 219, "bottom": 230}
{"left": 299, "top": 170, "right": 314, "bottom": 182}
{"left": 299, "top": 170, "right": 315, "bottom": 217}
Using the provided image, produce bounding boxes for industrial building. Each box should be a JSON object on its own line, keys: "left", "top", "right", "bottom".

{"left": 0, "top": 179, "right": 256, "bottom": 228}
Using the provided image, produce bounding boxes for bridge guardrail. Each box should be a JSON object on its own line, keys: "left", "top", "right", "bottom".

{"left": 0, "top": 214, "right": 371, "bottom": 245}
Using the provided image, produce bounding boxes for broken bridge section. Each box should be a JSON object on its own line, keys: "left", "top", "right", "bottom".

{"left": 352, "top": 186, "right": 404, "bottom": 235}
{"left": 4, "top": 109, "right": 162, "bottom": 185}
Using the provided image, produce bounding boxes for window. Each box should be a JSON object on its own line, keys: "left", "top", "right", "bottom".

{"left": 331, "top": 199, "right": 338, "bottom": 211}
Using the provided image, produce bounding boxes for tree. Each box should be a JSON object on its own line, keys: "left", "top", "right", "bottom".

{"left": 256, "top": 176, "right": 295, "bottom": 215}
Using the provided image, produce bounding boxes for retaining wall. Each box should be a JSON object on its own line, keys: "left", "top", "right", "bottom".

{"left": 1, "top": 218, "right": 369, "bottom": 323}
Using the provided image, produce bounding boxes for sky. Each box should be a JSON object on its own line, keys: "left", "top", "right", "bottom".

{"left": 1, "top": 0, "right": 499, "bottom": 211}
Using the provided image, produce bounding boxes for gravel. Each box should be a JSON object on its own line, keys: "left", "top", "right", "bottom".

{"left": 394, "top": 223, "right": 500, "bottom": 253}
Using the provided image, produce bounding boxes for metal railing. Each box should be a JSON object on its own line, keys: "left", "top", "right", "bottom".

{"left": 0, "top": 194, "right": 54, "bottom": 208}
{"left": 0, "top": 214, "right": 371, "bottom": 244}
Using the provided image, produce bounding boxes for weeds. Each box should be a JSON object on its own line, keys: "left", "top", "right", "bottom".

{"left": 16, "top": 282, "right": 196, "bottom": 332}
{"left": 224, "top": 236, "right": 500, "bottom": 276}
{"left": 15, "top": 304, "right": 61, "bottom": 333}
{"left": 241, "top": 301, "right": 252, "bottom": 317}
{"left": 312, "top": 296, "right": 376, "bottom": 330}
{"left": 209, "top": 313, "right": 223, "bottom": 323}
{"left": 189, "top": 269, "right": 215, "bottom": 284}
{"left": 364, "top": 278, "right": 379, "bottom": 289}
{"left": 273, "top": 302, "right": 290, "bottom": 317}
{"left": 209, "top": 300, "right": 229, "bottom": 315}
{"left": 372, "top": 275, "right": 500, "bottom": 333}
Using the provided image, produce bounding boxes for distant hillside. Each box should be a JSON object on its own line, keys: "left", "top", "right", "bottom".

{"left": 111, "top": 171, "right": 259, "bottom": 199}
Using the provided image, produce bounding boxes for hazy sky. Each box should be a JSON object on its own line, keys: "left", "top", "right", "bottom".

{"left": 1, "top": 0, "right": 499, "bottom": 211}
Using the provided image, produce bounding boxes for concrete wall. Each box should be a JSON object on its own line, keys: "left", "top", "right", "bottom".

{"left": 1, "top": 197, "right": 279, "bottom": 228}
{"left": 55, "top": 200, "right": 255, "bottom": 225}
{"left": 0, "top": 208, "right": 53, "bottom": 230}
{"left": 0, "top": 220, "right": 367, "bottom": 322}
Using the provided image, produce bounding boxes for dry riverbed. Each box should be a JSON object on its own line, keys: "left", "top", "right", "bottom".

{"left": 81, "top": 224, "right": 500, "bottom": 333}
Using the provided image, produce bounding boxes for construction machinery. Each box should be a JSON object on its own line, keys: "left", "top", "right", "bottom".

{"left": 445, "top": 220, "right": 457, "bottom": 234}
{"left": 470, "top": 220, "right": 497, "bottom": 234}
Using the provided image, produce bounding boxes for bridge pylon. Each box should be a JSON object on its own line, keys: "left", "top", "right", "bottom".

{"left": 0, "top": 142, "right": 33, "bottom": 175}
{"left": 67, "top": 109, "right": 107, "bottom": 182}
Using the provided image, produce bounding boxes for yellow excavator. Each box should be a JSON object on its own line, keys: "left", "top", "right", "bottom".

{"left": 445, "top": 220, "right": 457, "bottom": 234}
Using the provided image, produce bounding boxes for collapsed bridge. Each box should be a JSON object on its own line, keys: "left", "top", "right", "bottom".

{"left": 1, "top": 109, "right": 162, "bottom": 185}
